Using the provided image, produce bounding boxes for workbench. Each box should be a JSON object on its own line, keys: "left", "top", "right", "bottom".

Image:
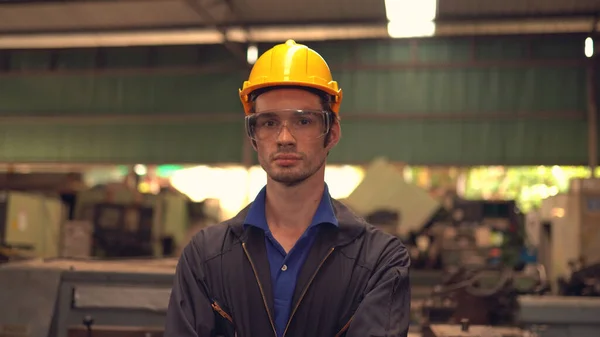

{"left": 518, "top": 295, "right": 600, "bottom": 337}
{"left": 0, "top": 258, "right": 176, "bottom": 337}
{"left": 3, "top": 259, "right": 600, "bottom": 337}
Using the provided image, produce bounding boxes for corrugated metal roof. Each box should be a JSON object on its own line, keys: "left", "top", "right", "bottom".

{"left": 230, "top": 0, "right": 386, "bottom": 24}
{"left": 231, "top": 0, "right": 600, "bottom": 24}
{"left": 437, "top": 0, "right": 600, "bottom": 18}
{"left": 0, "top": 0, "right": 204, "bottom": 32}
{"left": 0, "top": 0, "right": 598, "bottom": 34}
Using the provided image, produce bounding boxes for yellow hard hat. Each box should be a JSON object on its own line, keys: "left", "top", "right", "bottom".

{"left": 239, "top": 39, "right": 343, "bottom": 115}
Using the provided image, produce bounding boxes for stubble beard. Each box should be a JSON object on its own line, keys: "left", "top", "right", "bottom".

{"left": 263, "top": 155, "right": 326, "bottom": 187}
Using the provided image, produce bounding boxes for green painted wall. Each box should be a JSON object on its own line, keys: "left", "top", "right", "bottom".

{"left": 0, "top": 36, "right": 596, "bottom": 165}
{"left": 0, "top": 46, "right": 248, "bottom": 164}
{"left": 0, "top": 121, "right": 244, "bottom": 163}
{"left": 332, "top": 119, "right": 587, "bottom": 165}
{"left": 0, "top": 72, "right": 245, "bottom": 115}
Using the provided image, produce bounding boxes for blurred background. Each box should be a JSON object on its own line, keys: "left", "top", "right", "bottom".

{"left": 0, "top": 0, "right": 600, "bottom": 337}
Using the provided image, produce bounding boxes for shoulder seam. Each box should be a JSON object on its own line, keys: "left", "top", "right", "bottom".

{"left": 203, "top": 226, "right": 241, "bottom": 262}
{"left": 338, "top": 247, "right": 372, "bottom": 273}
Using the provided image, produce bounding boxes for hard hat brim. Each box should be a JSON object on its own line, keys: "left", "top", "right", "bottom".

{"left": 239, "top": 81, "right": 342, "bottom": 115}
{"left": 239, "top": 81, "right": 341, "bottom": 102}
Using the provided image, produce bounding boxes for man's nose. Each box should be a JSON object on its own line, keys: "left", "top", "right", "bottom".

{"left": 276, "top": 123, "right": 296, "bottom": 145}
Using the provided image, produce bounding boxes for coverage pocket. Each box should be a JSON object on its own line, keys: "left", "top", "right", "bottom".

{"left": 334, "top": 316, "right": 354, "bottom": 337}
{"left": 212, "top": 300, "right": 237, "bottom": 337}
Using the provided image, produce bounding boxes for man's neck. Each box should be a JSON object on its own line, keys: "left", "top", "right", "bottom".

{"left": 264, "top": 173, "right": 325, "bottom": 233}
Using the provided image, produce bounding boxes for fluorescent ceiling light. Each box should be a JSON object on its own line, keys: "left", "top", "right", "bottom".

{"left": 246, "top": 44, "right": 258, "bottom": 64}
{"left": 585, "top": 37, "right": 594, "bottom": 58}
{"left": 384, "top": 0, "right": 437, "bottom": 22}
{"left": 385, "top": 0, "right": 437, "bottom": 38}
{"left": 387, "top": 20, "right": 436, "bottom": 38}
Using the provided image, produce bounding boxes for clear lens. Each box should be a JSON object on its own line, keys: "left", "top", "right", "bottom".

{"left": 245, "top": 109, "right": 330, "bottom": 141}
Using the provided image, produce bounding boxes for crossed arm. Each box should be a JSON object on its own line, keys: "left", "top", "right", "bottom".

{"left": 164, "top": 236, "right": 412, "bottom": 337}
{"left": 164, "top": 243, "right": 214, "bottom": 337}
{"left": 344, "top": 238, "right": 412, "bottom": 337}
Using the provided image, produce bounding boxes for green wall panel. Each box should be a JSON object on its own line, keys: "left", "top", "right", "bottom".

{"left": 475, "top": 38, "right": 529, "bottom": 60}
{"left": 347, "top": 36, "right": 586, "bottom": 62}
{"left": 335, "top": 66, "right": 586, "bottom": 114}
{"left": 0, "top": 36, "right": 594, "bottom": 165}
{"left": 353, "top": 40, "right": 413, "bottom": 63}
{"left": 416, "top": 39, "right": 473, "bottom": 62}
{"left": 0, "top": 66, "right": 584, "bottom": 117}
{"left": 331, "top": 119, "right": 588, "bottom": 165}
{"left": 0, "top": 120, "right": 244, "bottom": 163}
{"left": 0, "top": 72, "right": 246, "bottom": 116}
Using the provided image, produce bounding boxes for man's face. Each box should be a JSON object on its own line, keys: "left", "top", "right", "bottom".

{"left": 252, "top": 88, "right": 340, "bottom": 186}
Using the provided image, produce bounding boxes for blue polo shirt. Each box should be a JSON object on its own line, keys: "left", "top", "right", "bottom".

{"left": 243, "top": 184, "right": 338, "bottom": 337}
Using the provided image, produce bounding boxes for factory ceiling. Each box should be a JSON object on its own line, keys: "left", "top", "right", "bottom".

{"left": 0, "top": 0, "right": 598, "bottom": 48}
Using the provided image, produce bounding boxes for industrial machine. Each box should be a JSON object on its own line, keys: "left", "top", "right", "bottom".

{"left": 536, "top": 178, "right": 600, "bottom": 292}
{"left": 0, "top": 191, "right": 64, "bottom": 263}
{"left": 89, "top": 202, "right": 155, "bottom": 257}
{"left": 0, "top": 183, "right": 196, "bottom": 262}
{"left": 0, "top": 258, "right": 174, "bottom": 337}
{"left": 0, "top": 185, "right": 225, "bottom": 337}
{"left": 342, "top": 157, "right": 441, "bottom": 237}
{"left": 339, "top": 158, "right": 527, "bottom": 272}
{"left": 422, "top": 322, "right": 527, "bottom": 337}
{"left": 60, "top": 220, "right": 93, "bottom": 259}
{"left": 557, "top": 261, "right": 600, "bottom": 296}
{"left": 73, "top": 185, "right": 192, "bottom": 258}
{"left": 413, "top": 177, "right": 600, "bottom": 337}
{"left": 421, "top": 265, "right": 548, "bottom": 327}
{"left": 517, "top": 295, "right": 600, "bottom": 337}
{"left": 406, "top": 195, "right": 527, "bottom": 274}
{"left": 420, "top": 255, "right": 600, "bottom": 337}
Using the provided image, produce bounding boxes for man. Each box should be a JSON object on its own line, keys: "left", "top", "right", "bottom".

{"left": 165, "top": 40, "right": 411, "bottom": 337}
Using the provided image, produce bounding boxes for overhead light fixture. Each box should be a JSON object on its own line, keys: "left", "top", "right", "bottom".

{"left": 585, "top": 37, "right": 594, "bottom": 58}
{"left": 384, "top": 0, "right": 437, "bottom": 22}
{"left": 134, "top": 164, "right": 147, "bottom": 176}
{"left": 388, "top": 20, "right": 436, "bottom": 38}
{"left": 384, "top": 0, "right": 437, "bottom": 38}
{"left": 247, "top": 44, "right": 258, "bottom": 65}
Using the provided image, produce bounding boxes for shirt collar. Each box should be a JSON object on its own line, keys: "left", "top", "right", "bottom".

{"left": 243, "top": 183, "right": 339, "bottom": 232}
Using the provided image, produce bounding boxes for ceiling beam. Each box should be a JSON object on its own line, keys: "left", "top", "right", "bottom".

{"left": 183, "top": 0, "right": 248, "bottom": 64}
{"left": 436, "top": 11, "right": 600, "bottom": 22}
{"left": 0, "top": 17, "right": 598, "bottom": 49}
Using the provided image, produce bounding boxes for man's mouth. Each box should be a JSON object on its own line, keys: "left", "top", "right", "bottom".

{"left": 274, "top": 154, "right": 302, "bottom": 160}
{"left": 273, "top": 153, "right": 302, "bottom": 166}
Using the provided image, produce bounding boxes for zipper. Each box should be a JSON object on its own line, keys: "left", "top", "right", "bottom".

{"left": 242, "top": 242, "right": 278, "bottom": 337}
{"left": 212, "top": 301, "right": 233, "bottom": 324}
{"left": 212, "top": 301, "right": 238, "bottom": 336}
{"left": 334, "top": 316, "right": 353, "bottom": 337}
{"left": 281, "top": 247, "right": 335, "bottom": 337}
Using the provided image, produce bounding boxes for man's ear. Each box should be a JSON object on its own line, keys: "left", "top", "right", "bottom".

{"left": 326, "top": 121, "right": 341, "bottom": 150}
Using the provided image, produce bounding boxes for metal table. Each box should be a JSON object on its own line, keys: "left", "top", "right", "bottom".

{"left": 6, "top": 259, "right": 599, "bottom": 337}
{"left": 518, "top": 295, "right": 600, "bottom": 337}
{"left": 0, "top": 258, "right": 177, "bottom": 337}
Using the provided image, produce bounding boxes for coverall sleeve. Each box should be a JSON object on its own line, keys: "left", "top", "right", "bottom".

{"left": 345, "top": 237, "right": 411, "bottom": 337}
{"left": 164, "top": 241, "right": 215, "bottom": 337}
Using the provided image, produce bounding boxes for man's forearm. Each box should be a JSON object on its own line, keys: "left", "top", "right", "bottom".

{"left": 164, "top": 243, "right": 215, "bottom": 337}
{"left": 345, "top": 239, "right": 411, "bottom": 337}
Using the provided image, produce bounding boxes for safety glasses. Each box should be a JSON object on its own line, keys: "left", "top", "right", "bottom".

{"left": 245, "top": 109, "right": 331, "bottom": 141}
